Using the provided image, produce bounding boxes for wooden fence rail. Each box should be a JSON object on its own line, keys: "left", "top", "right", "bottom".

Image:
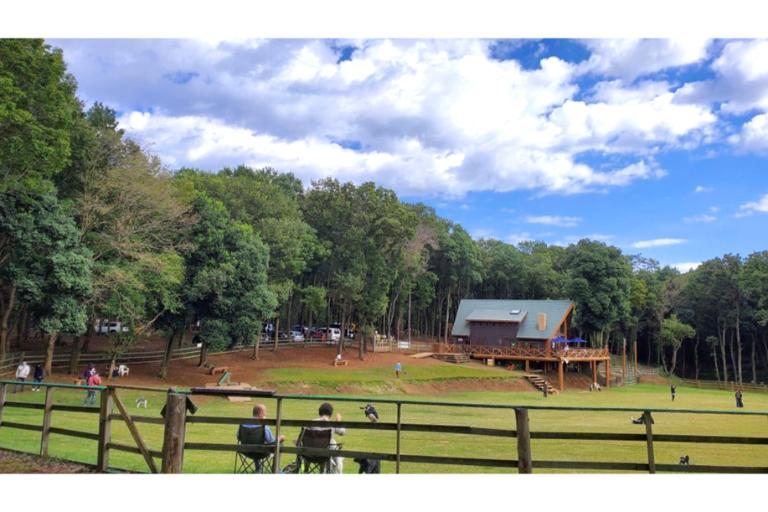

{"left": 1, "top": 380, "right": 767, "bottom": 474}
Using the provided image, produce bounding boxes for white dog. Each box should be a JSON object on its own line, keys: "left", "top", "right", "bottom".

{"left": 135, "top": 398, "right": 148, "bottom": 408}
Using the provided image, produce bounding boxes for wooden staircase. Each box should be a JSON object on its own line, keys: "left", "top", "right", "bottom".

{"left": 524, "top": 374, "right": 558, "bottom": 394}
{"left": 432, "top": 353, "right": 471, "bottom": 364}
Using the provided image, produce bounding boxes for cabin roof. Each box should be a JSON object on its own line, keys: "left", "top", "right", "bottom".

{"left": 451, "top": 299, "right": 573, "bottom": 340}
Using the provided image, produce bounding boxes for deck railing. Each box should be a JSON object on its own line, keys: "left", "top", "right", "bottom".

{"left": 438, "top": 343, "right": 609, "bottom": 360}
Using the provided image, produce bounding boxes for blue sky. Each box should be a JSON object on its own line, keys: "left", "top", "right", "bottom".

{"left": 51, "top": 38, "right": 768, "bottom": 271}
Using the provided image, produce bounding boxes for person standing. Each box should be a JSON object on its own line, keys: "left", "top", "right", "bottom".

{"left": 394, "top": 361, "right": 402, "bottom": 378}
{"left": 84, "top": 370, "right": 101, "bottom": 406}
{"left": 670, "top": 384, "right": 676, "bottom": 402}
{"left": 735, "top": 389, "right": 744, "bottom": 408}
{"left": 14, "top": 361, "right": 30, "bottom": 393}
{"left": 32, "top": 363, "right": 44, "bottom": 391}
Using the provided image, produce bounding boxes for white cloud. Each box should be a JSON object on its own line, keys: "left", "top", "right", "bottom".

{"left": 48, "top": 39, "right": 724, "bottom": 198}
{"left": 694, "top": 185, "right": 713, "bottom": 193}
{"left": 631, "top": 238, "right": 687, "bottom": 249}
{"left": 736, "top": 192, "right": 768, "bottom": 217}
{"left": 552, "top": 233, "right": 614, "bottom": 246}
{"left": 506, "top": 232, "right": 533, "bottom": 245}
{"left": 712, "top": 40, "right": 768, "bottom": 114}
{"left": 672, "top": 262, "right": 701, "bottom": 273}
{"left": 525, "top": 215, "right": 582, "bottom": 227}
{"left": 459, "top": 203, "right": 471, "bottom": 211}
{"left": 728, "top": 113, "right": 768, "bottom": 153}
{"left": 580, "top": 39, "right": 711, "bottom": 81}
{"left": 683, "top": 214, "right": 716, "bottom": 223}
{"left": 709, "top": 206, "right": 720, "bottom": 212}
{"left": 470, "top": 228, "right": 496, "bottom": 240}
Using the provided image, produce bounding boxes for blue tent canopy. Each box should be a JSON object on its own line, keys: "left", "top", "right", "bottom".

{"left": 552, "top": 336, "right": 588, "bottom": 344}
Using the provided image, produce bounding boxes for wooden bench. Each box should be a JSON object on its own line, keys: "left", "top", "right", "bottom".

{"left": 333, "top": 359, "right": 348, "bottom": 367}
{"left": 209, "top": 366, "right": 229, "bottom": 376}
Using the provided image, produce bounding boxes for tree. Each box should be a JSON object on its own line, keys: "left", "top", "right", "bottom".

{"left": 0, "top": 190, "right": 92, "bottom": 373}
{"left": 185, "top": 195, "right": 276, "bottom": 354}
{"left": 0, "top": 40, "right": 83, "bottom": 193}
{"left": 565, "top": 240, "right": 632, "bottom": 347}
{"left": 661, "top": 315, "right": 695, "bottom": 376}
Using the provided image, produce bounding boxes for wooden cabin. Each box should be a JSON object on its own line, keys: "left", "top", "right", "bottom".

{"left": 449, "top": 299, "right": 610, "bottom": 391}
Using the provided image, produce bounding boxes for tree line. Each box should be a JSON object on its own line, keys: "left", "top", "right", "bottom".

{"left": 1, "top": 40, "right": 766, "bottom": 384}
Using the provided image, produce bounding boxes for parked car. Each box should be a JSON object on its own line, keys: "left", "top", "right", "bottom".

{"left": 289, "top": 330, "right": 305, "bottom": 342}
{"left": 307, "top": 328, "right": 327, "bottom": 341}
{"left": 329, "top": 323, "right": 355, "bottom": 339}
{"left": 95, "top": 321, "right": 129, "bottom": 334}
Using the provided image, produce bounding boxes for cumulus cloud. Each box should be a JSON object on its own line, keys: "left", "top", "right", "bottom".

{"left": 631, "top": 238, "right": 687, "bottom": 249}
{"left": 736, "top": 192, "right": 768, "bottom": 217}
{"left": 54, "top": 39, "right": 726, "bottom": 197}
{"left": 729, "top": 113, "right": 768, "bottom": 153}
{"left": 525, "top": 215, "right": 582, "bottom": 227}
{"left": 694, "top": 185, "right": 713, "bottom": 193}
{"left": 580, "top": 39, "right": 711, "bottom": 81}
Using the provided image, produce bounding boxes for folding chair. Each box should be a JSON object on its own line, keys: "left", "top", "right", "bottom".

{"left": 234, "top": 425, "right": 274, "bottom": 474}
{"left": 295, "top": 427, "right": 339, "bottom": 474}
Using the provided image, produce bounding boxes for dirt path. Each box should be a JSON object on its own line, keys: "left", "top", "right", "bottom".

{"left": 0, "top": 449, "right": 96, "bottom": 473}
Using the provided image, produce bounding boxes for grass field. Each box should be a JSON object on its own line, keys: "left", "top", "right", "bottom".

{"left": 1, "top": 369, "right": 767, "bottom": 474}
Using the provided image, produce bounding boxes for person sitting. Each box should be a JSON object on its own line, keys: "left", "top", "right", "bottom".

{"left": 679, "top": 455, "right": 690, "bottom": 465}
{"left": 309, "top": 402, "right": 346, "bottom": 473}
{"left": 241, "top": 403, "right": 285, "bottom": 445}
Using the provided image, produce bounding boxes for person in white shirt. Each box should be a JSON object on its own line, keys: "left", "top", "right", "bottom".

{"left": 14, "top": 361, "right": 30, "bottom": 393}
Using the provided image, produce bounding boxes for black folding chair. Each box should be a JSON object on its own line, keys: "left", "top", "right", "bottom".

{"left": 295, "top": 428, "right": 340, "bottom": 474}
{"left": 234, "top": 425, "right": 274, "bottom": 474}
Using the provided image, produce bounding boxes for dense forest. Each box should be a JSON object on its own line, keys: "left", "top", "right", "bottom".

{"left": 1, "top": 40, "right": 767, "bottom": 384}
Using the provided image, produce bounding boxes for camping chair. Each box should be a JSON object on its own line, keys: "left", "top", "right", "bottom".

{"left": 234, "top": 425, "right": 274, "bottom": 474}
{"left": 295, "top": 427, "right": 339, "bottom": 474}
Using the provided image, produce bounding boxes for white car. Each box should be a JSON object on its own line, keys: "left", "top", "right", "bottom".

{"left": 95, "top": 321, "right": 129, "bottom": 334}
{"left": 289, "top": 330, "right": 305, "bottom": 342}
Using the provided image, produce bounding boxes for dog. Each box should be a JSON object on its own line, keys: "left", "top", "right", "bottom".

{"left": 135, "top": 397, "right": 148, "bottom": 408}
{"left": 679, "top": 455, "right": 690, "bottom": 465}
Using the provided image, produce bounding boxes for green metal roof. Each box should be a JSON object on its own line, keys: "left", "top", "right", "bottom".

{"left": 465, "top": 309, "right": 528, "bottom": 323}
{"left": 451, "top": 299, "right": 573, "bottom": 340}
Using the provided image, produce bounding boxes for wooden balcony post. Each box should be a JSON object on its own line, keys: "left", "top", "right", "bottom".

{"left": 40, "top": 386, "right": 55, "bottom": 458}
{"left": 96, "top": 387, "right": 114, "bottom": 472}
{"left": 558, "top": 360, "right": 564, "bottom": 392}
{"left": 161, "top": 392, "right": 187, "bottom": 473}
{"left": 514, "top": 408, "right": 532, "bottom": 473}
{"left": 591, "top": 361, "right": 597, "bottom": 385}
{"left": 272, "top": 397, "right": 283, "bottom": 474}
{"left": 606, "top": 359, "right": 611, "bottom": 388}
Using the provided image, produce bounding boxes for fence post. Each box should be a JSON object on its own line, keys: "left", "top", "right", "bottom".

{"left": 643, "top": 410, "right": 655, "bottom": 474}
{"left": 0, "top": 383, "right": 6, "bottom": 427}
{"left": 272, "top": 397, "right": 283, "bottom": 474}
{"left": 396, "top": 402, "right": 402, "bottom": 474}
{"left": 161, "top": 392, "right": 187, "bottom": 473}
{"left": 40, "top": 386, "right": 55, "bottom": 458}
{"left": 515, "top": 408, "right": 532, "bottom": 473}
{"left": 96, "top": 387, "right": 113, "bottom": 472}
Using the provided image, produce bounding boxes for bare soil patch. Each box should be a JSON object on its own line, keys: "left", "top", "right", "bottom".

{"left": 0, "top": 449, "right": 96, "bottom": 473}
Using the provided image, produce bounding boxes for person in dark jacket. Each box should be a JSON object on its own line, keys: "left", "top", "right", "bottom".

{"left": 670, "top": 384, "right": 676, "bottom": 402}
{"left": 32, "top": 363, "right": 44, "bottom": 391}
{"left": 735, "top": 389, "right": 744, "bottom": 408}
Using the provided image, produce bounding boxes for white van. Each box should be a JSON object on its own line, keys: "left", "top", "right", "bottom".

{"left": 326, "top": 327, "right": 341, "bottom": 343}
{"left": 95, "top": 321, "right": 129, "bottom": 334}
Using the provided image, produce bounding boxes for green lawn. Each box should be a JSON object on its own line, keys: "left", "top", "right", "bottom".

{"left": 1, "top": 377, "right": 767, "bottom": 474}
{"left": 261, "top": 362, "right": 519, "bottom": 386}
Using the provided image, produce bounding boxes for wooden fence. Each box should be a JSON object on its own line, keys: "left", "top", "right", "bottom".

{"left": 1, "top": 379, "right": 767, "bottom": 474}
{"left": 678, "top": 378, "right": 768, "bottom": 393}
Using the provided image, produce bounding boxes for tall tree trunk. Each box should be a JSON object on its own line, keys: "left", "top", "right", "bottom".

{"left": 750, "top": 333, "right": 757, "bottom": 384}
{"left": 719, "top": 325, "right": 728, "bottom": 383}
{"left": 273, "top": 317, "right": 280, "bottom": 353}
{"left": 443, "top": 289, "right": 451, "bottom": 343}
{"left": 735, "top": 308, "right": 743, "bottom": 386}
{"left": 68, "top": 336, "right": 84, "bottom": 375}
{"left": 729, "top": 330, "right": 737, "bottom": 386}
{"left": 159, "top": 329, "right": 178, "bottom": 379}
{"left": 408, "top": 290, "right": 412, "bottom": 344}
{"left": 252, "top": 333, "right": 260, "bottom": 360}
{"left": 14, "top": 303, "right": 27, "bottom": 350}
{"left": 694, "top": 333, "right": 700, "bottom": 381}
{"left": 358, "top": 319, "right": 364, "bottom": 361}
{"left": 107, "top": 353, "right": 117, "bottom": 381}
{"left": 0, "top": 285, "right": 17, "bottom": 363}
{"left": 43, "top": 331, "right": 58, "bottom": 377}
{"left": 669, "top": 346, "right": 679, "bottom": 376}
{"left": 712, "top": 348, "right": 721, "bottom": 382}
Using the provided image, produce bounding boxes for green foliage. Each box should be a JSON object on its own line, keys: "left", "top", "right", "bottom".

{"left": 0, "top": 39, "right": 82, "bottom": 193}
{"left": 661, "top": 315, "right": 695, "bottom": 350}
{"left": 565, "top": 240, "right": 632, "bottom": 345}
{"left": 185, "top": 195, "right": 277, "bottom": 350}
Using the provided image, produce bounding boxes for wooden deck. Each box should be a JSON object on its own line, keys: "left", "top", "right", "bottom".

{"left": 439, "top": 343, "right": 610, "bottom": 362}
